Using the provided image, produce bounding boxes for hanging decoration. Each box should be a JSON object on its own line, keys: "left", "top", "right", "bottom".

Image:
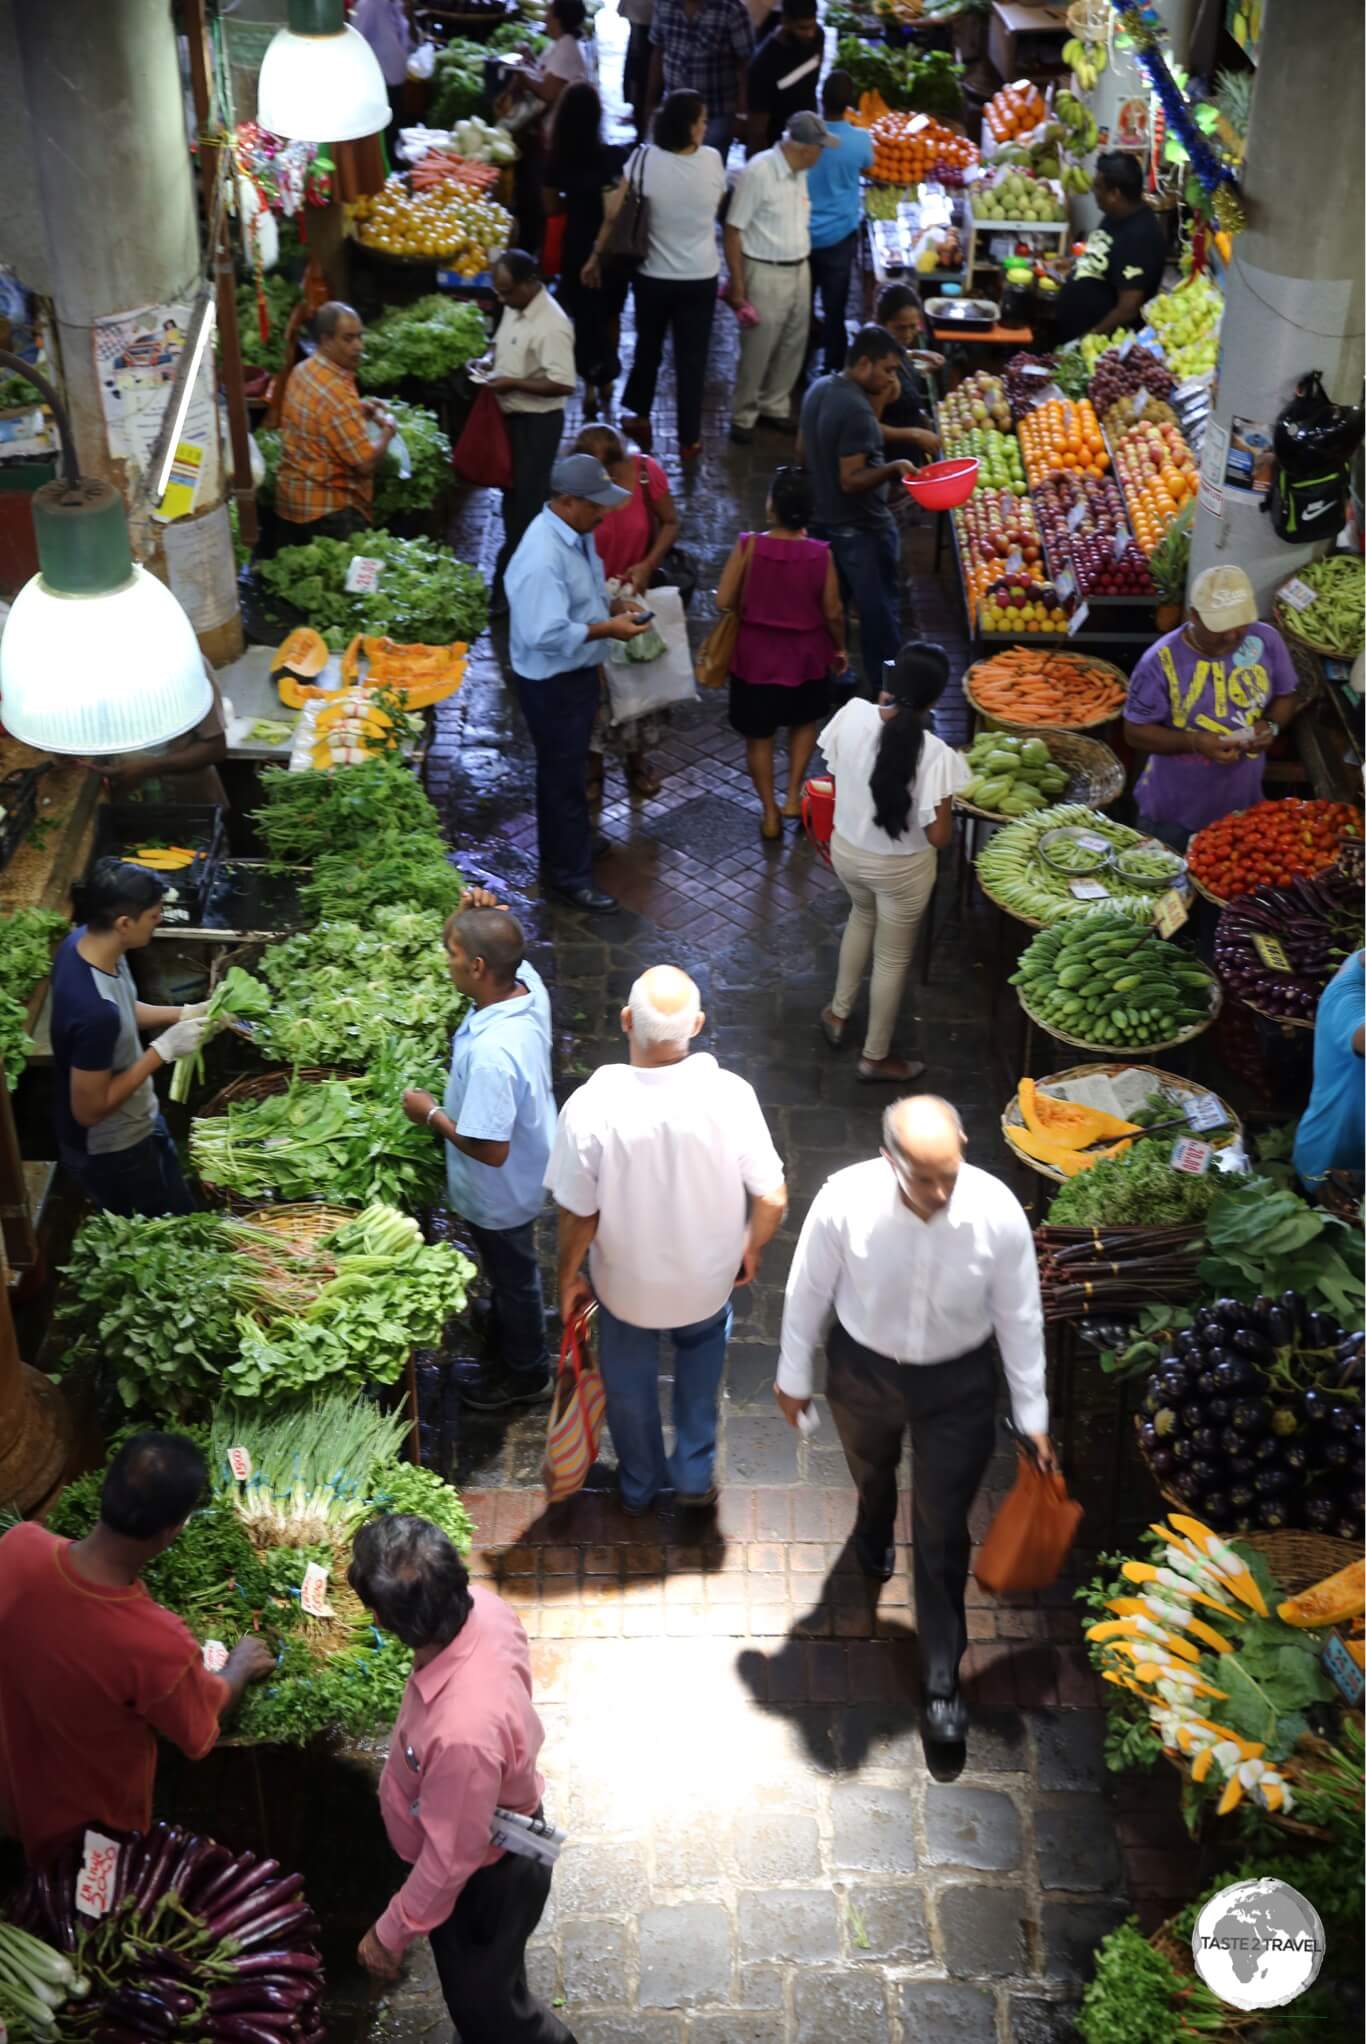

{"left": 1108, "top": 0, "right": 1245, "bottom": 232}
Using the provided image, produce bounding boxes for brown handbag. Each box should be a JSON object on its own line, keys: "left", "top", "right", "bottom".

{"left": 695, "top": 536, "right": 756, "bottom": 690}
{"left": 602, "top": 145, "right": 651, "bottom": 270}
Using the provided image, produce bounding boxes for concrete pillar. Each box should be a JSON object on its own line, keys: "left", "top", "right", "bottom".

{"left": 9, "top": 0, "right": 243, "bottom": 662}
{"left": 1189, "top": 0, "right": 1365, "bottom": 606}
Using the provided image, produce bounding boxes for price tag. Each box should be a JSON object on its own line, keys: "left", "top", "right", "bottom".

{"left": 1020, "top": 363, "right": 1051, "bottom": 378}
{"left": 1117, "top": 336, "right": 1134, "bottom": 358}
{"left": 1170, "top": 1136, "right": 1213, "bottom": 1175}
{"left": 344, "top": 556, "right": 384, "bottom": 594}
{"left": 1066, "top": 502, "right": 1087, "bottom": 533}
{"left": 1054, "top": 567, "right": 1076, "bottom": 602}
{"left": 1252, "top": 933, "right": 1292, "bottom": 972}
{"left": 1174, "top": 376, "right": 1211, "bottom": 401}
{"left": 1133, "top": 387, "right": 1149, "bottom": 416}
{"left": 1067, "top": 601, "right": 1091, "bottom": 637}
{"left": 77, "top": 1831, "right": 122, "bottom": 1919}
{"left": 1323, "top": 1631, "right": 1366, "bottom": 1706}
{"left": 1112, "top": 533, "right": 1131, "bottom": 561}
{"left": 1075, "top": 831, "right": 1111, "bottom": 852}
{"left": 202, "top": 1639, "right": 229, "bottom": 1673}
{"left": 1279, "top": 576, "right": 1318, "bottom": 614}
{"left": 1183, "top": 1090, "right": 1228, "bottom": 1133}
{"left": 300, "top": 1561, "right": 334, "bottom": 1618}
{"left": 227, "top": 1445, "right": 252, "bottom": 1483}
{"left": 1038, "top": 382, "right": 1065, "bottom": 405}
{"left": 1069, "top": 876, "right": 1110, "bottom": 898}
{"left": 1154, "top": 888, "right": 1188, "bottom": 937}
{"left": 907, "top": 113, "right": 930, "bottom": 134}
{"left": 1005, "top": 548, "right": 1024, "bottom": 573}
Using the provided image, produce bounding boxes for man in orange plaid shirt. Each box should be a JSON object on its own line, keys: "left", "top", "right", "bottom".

{"left": 276, "top": 303, "right": 397, "bottom": 544}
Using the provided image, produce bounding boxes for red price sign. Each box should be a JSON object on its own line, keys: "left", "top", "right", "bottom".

{"left": 1170, "top": 1136, "right": 1213, "bottom": 1176}
{"left": 227, "top": 1445, "right": 252, "bottom": 1482}
{"left": 77, "top": 1830, "right": 121, "bottom": 1919}
{"left": 300, "top": 1562, "right": 333, "bottom": 1618}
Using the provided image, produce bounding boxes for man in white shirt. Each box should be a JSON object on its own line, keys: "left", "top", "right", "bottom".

{"left": 775, "top": 1095, "right": 1054, "bottom": 1744}
{"left": 486, "top": 250, "right": 577, "bottom": 614}
{"left": 724, "top": 111, "right": 833, "bottom": 442}
{"left": 546, "top": 966, "right": 787, "bottom": 1513}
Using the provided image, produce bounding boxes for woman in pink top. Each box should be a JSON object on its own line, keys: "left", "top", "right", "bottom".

{"left": 715, "top": 465, "right": 847, "bottom": 839}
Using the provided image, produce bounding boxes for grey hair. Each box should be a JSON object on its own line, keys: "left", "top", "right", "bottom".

{"left": 348, "top": 1514, "right": 472, "bottom": 1650}
{"left": 882, "top": 1095, "right": 966, "bottom": 1160}
{"left": 628, "top": 969, "right": 701, "bottom": 1050}
{"left": 314, "top": 300, "right": 359, "bottom": 340}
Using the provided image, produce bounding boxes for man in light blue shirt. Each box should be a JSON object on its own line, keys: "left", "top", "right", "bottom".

{"left": 1293, "top": 951, "right": 1364, "bottom": 1194}
{"left": 403, "top": 888, "right": 558, "bottom": 1412}
{"left": 805, "top": 72, "right": 874, "bottom": 372}
{"left": 506, "top": 454, "right": 653, "bottom": 914}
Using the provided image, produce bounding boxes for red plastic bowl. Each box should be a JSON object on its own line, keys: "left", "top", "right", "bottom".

{"left": 903, "top": 457, "right": 979, "bottom": 510}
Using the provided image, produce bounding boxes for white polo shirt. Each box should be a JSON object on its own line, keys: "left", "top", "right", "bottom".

{"left": 727, "top": 143, "right": 811, "bottom": 263}
{"left": 544, "top": 1053, "right": 786, "bottom": 1329}
{"left": 492, "top": 286, "right": 576, "bottom": 415}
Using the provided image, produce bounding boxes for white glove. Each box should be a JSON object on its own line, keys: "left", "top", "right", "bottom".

{"left": 180, "top": 1000, "right": 211, "bottom": 1021}
{"left": 153, "top": 1015, "right": 208, "bottom": 1063}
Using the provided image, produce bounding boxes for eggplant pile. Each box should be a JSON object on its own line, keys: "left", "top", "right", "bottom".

{"left": 1214, "top": 866, "right": 1364, "bottom": 1022}
{"left": 8, "top": 1822, "right": 324, "bottom": 2041}
{"left": 1136, "top": 1292, "right": 1365, "bottom": 1540}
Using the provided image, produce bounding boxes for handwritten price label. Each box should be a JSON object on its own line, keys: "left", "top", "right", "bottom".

{"left": 1133, "top": 387, "right": 1149, "bottom": 415}
{"left": 1154, "top": 888, "right": 1189, "bottom": 937}
{"left": 202, "top": 1639, "right": 229, "bottom": 1673}
{"left": 1066, "top": 601, "right": 1091, "bottom": 638}
{"left": 344, "top": 556, "right": 384, "bottom": 594}
{"left": 227, "top": 1445, "right": 252, "bottom": 1482}
{"left": 1054, "top": 567, "right": 1076, "bottom": 602}
{"left": 1279, "top": 576, "right": 1317, "bottom": 614}
{"left": 300, "top": 1561, "right": 333, "bottom": 1618}
{"left": 1005, "top": 549, "right": 1024, "bottom": 574}
{"left": 1069, "top": 877, "right": 1110, "bottom": 899}
{"left": 1066, "top": 502, "right": 1087, "bottom": 533}
{"left": 1182, "top": 1090, "right": 1228, "bottom": 1134}
{"left": 77, "top": 1830, "right": 122, "bottom": 1919}
{"left": 1170, "top": 1136, "right": 1213, "bottom": 1175}
{"left": 1076, "top": 832, "right": 1111, "bottom": 853}
{"left": 1252, "top": 933, "right": 1291, "bottom": 972}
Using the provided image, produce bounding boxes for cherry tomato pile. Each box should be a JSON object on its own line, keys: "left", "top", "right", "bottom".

{"left": 1188, "top": 799, "right": 1363, "bottom": 902}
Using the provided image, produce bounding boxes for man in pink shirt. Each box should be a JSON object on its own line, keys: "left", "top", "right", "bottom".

{"left": 349, "top": 1516, "right": 574, "bottom": 2044}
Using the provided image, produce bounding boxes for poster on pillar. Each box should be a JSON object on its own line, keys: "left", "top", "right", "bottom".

{"left": 91, "top": 301, "right": 220, "bottom": 514}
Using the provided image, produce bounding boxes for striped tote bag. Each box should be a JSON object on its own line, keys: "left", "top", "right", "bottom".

{"left": 543, "top": 1308, "right": 606, "bottom": 1502}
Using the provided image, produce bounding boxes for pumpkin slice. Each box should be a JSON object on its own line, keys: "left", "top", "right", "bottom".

{"left": 1277, "top": 1558, "right": 1366, "bottom": 1629}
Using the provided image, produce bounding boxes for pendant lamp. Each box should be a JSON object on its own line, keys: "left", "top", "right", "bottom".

{"left": 258, "top": 0, "right": 390, "bottom": 144}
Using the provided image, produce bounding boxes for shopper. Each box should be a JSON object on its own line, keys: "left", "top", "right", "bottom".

{"left": 402, "top": 889, "right": 555, "bottom": 1414}
{"left": 487, "top": 251, "right": 577, "bottom": 613}
{"left": 744, "top": 0, "right": 822, "bottom": 154}
{"left": 805, "top": 71, "right": 874, "bottom": 373}
{"left": 586, "top": 90, "right": 726, "bottom": 462}
{"left": 1293, "top": 951, "right": 1365, "bottom": 1192}
{"left": 716, "top": 463, "right": 846, "bottom": 839}
{"left": 776, "top": 1095, "right": 1053, "bottom": 1743}
{"left": 647, "top": 0, "right": 755, "bottom": 159}
{"left": 621, "top": 0, "right": 655, "bottom": 133}
{"left": 505, "top": 453, "right": 654, "bottom": 912}
{"left": 275, "top": 302, "right": 396, "bottom": 543}
{"left": 352, "top": 0, "right": 413, "bottom": 155}
{"left": 574, "top": 423, "right": 681, "bottom": 801}
{"left": 818, "top": 643, "right": 968, "bottom": 1079}
{"left": 1123, "top": 564, "right": 1300, "bottom": 851}
{"left": 1053, "top": 148, "right": 1168, "bottom": 345}
{"left": 548, "top": 85, "right": 631, "bottom": 419}
{"left": 546, "top": 966, "right": 787, "bottom": 1513}
{"left": 872, "top": 283, "right": 943, "bottom": 459}
{"left": 0, "top": 1432, "right": 272, "bottom": 1859}
{"left": 351, "top": 1516, "right": 573, "bottom": 2044}
{"left": 507, "top": 0, "right": 598, "bottom": 256}
{"left": 798, "top": 325, "right": 914, "bottom": 694}
{"left": 725, "top": 111, "right": 833, "bottom": 442}
{"left": 51, "top": 859, "right": 210, "bottom": 1218}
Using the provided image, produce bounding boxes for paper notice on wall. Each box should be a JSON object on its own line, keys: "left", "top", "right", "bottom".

{"left": 1200, "top": 418, "right": 1229, "bottom": 490}
{"left": 164, "top": 505, "right": 239, "bottom": 635}
{"left": 92, "top": 301, "right": 219, "bottom": 500}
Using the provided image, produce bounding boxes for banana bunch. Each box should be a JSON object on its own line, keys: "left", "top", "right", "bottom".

{"left": 1060, "top": 163, "right": 1092, "bottom": 194}
{"left": 1062, "top": 36, "right": 1108, "bottom": 92}
{"left": 1055, "top": 89, "right": 1100, "bottom": 152}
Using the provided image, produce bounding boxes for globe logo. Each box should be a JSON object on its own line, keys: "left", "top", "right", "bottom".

{"left": 1192, "top": 1878, "right": 1326, "bottom": 2012}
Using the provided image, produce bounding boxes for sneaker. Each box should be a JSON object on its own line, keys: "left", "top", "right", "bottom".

{"left": 455, "top": 1367, "right": 552, "bottom": 1413}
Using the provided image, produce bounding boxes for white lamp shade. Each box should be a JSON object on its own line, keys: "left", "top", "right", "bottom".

{"left": 258, "top": 22, "right": 390, "bottom": 143}
{"left": 0, "top": 566, "right": 211, "bottom": 757}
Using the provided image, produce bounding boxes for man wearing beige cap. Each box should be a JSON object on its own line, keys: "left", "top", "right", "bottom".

{"left": 1123, "top": 565, "right": 1301, "bottom": 850}
{"left": 725, "top": 111, "right": 835, "bottom": 441}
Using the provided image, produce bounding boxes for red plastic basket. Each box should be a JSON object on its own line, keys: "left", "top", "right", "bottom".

{"left": 903, "top": 457, "right": 979, "bottom": 509}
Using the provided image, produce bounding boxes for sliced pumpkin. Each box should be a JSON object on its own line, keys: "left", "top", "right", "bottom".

{"left": 1277, "top": 1558, "right": 1366, "bottom": 1629}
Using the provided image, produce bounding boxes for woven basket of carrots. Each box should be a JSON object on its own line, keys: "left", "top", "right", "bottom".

{"left": 965, "top": 648, "right": 1129, "bottom": 730}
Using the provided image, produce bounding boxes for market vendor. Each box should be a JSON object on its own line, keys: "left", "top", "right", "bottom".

{"left": 75, "top": 659, "right": 228, "bottom": 807}
{"left": 51, "top": 859, "right": 210, "bottom": 1217}
{"left": 1123, "top": 565, "right": 1301, "bottom": 851}
{"left": 1051, "top": 151, "right": 1167, "bottom": 347}
{"left": 274, "top": 302, "right": 396, "bottom": 546}
{"left": 0, "top": 1432, "right": 273, "bottom": 1862}
{"left": 872, "top": 283, "right": 942, "bottom": 461}
{"left": 1293, "top": 951, "right": 1365, "bottom": 1193}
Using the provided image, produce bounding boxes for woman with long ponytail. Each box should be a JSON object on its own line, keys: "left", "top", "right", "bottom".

{"left": 817, "top": 642, "right": 969, "bottom": 1081}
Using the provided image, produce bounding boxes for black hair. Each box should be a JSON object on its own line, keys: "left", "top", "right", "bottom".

{"left": 1095, "top": 149, "right": 1143, "bottom": 202}
{"left": 348, "top": 1515, "right": 474, "bottom": 1651}
{"left": 314, "top": 301, "right": 358, "bottom": 340}
{"left": 549, "top": 80, "right": 604, "bottom": 178}
{"left": 101, "top": 1432, "right": 206, "bottom": 1540}
{"left": 448, "top": 907, "right": 526, "bottom": 987}
{"left": 846, "top": 324, "right": 901, "bottom": 367}
{"left": 869, "top": 642, "right": 952, "bottom": 841}
{"left": 654, "top": 89, "right": 705, "bottom": 153}
{"left": 550, "top": 0, "right": 587, "bottom": 30}
{"left": 493, "top": 247, "right": 538, "bottom": 287}
{"left": 782, "top": 0, "right": 819, "bottom": 19}
{"left": 874, "top": 281, "right": 923, "bottom": 326}
{"left": 84, "top": 856, "right": 168, "bottom": 932}
{"left": 821, "top": 68, "right": 856, "bottom": 118}
{"left": 769, "top": 464, "right": 813, "bottom": 530}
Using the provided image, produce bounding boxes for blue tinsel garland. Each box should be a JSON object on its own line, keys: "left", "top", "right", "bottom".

{"left": 1108, "top": 0, "right": 1243, "bottom": 218}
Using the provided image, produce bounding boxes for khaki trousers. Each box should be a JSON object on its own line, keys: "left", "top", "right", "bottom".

{"left": 733, "top": 258, "right": 811, "bottom": 429}
{"left": 830, "top": 833, "right": 938, "bottom": 1061}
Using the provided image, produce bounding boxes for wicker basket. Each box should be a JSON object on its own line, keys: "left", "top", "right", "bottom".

{"left": 241, "top": 1202, "right": 357, "bottom": 1250}
{"left": 1149, "top": 1922, "right": 1254, "bottom": 2036}
{"left": 1017, "top": 975, "right": 1221, "bottom": 1059}
{"left": 193, "top": 1068, "right": 351, "bottom": 1210}
{"left": 1274, "top": 599, "right": 1363, "bottom": 662}
{"left": 964, "top": 654, "right": 1129, "bottom": 733}
{"left": 1187, "top": 869, "right": 1230, "bottom": 908}
{"left": 1003, "top": 1062, "right": 1240, "bottom": 1180}
{"left": 1243, "top": 1530, "right": 1363, "bottom": 1598}
{"left": 954, "top": 730, "right": 1126, "bottom": 822}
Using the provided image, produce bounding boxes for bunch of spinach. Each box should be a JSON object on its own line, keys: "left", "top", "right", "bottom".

{"left": 252, "top": 756, "right": 443, "bottom": 863}
{"left": 299, "top": 837, "right": 465, "bottom": 923}
{"left": 259, "top": 529, "right": 488, "bottom": 648}
{"left": 357, "top": 294, "right": 490, "bottom": 389}
{"left": 1078, "top": 1921, "right": 1195, "bottom": 2044}
{"left": 1199, "top": 1178, "right": 1366, "bottom": 1330}
{"left": 246, "top": 907, "right": 467, "bottom": 1066}
{"left": 0, "top": 908, "right": 67, "bottom": 1088}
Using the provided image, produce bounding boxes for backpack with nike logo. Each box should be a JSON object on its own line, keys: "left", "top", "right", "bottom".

{"left": 1265, "top": 369, "right": 1363, "bottom": 542}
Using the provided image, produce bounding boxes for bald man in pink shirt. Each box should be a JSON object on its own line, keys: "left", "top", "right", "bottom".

{"left": 349, "top": 1516, "right": 574, "bottom": 2044}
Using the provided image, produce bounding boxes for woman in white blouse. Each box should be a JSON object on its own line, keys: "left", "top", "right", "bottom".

{"left": 817, "top": 643, "right": 969, "bottom": 1082}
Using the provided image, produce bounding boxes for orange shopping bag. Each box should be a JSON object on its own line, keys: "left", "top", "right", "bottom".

{"left": 543, "top": 1308, "right": 606, "bottom": 1502}
{"left": 973, "top": 1449, "right": 1083, "bottom": 1595}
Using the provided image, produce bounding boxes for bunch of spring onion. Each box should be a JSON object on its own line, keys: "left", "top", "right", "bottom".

{"left": 210, "top": 1392, "right": 409, "bottom": 1545}
{"left": 10, "top": 1823, "right": 324, "bottom": 2042}
{"left": 0, "top": 1920, "right": 87, "bottom": 2038}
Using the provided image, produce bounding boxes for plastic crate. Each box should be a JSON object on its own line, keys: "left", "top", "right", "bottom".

{"left": 85, "top": 803, "right": 227, "bottom": 924}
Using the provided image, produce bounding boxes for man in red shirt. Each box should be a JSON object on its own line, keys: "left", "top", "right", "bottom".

{"left": 0, "top": 1433, "right": 273, "bottom": 1861}
{"left": 349, "top": 1515, "right": 573, "bottom": 2044}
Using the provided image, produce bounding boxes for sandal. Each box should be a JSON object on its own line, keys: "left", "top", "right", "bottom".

{"left": 627, "top": 756, "right": 663, "bottom": 798}
{"left": 820, "top": 1007, "right": 846, "bottom": 1049}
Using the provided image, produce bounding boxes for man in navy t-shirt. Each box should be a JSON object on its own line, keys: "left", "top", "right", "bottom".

{"left": 51, "top": 859, "right": 209, "bottom": 1217}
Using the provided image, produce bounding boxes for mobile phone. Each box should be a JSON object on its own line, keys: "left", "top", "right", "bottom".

{"left": 631, "top": 608, "right": 655, "bottom": 624}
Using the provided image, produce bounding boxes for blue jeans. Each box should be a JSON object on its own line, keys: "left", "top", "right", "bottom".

{"left": 820, "top": 524, "right": 902, "bottom": 698}
{"left": 595, "top": 1299, "right": 733, "bottom": 1508}
{"left": 60, "top": 1114, "right": 195, "bottom": 1218}
{"left": 465, "top": 1217, "right": 549, "bottom": 1380}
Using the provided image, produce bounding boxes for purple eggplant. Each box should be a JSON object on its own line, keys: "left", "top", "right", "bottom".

{"left": 197, "top": 1856, "right": 278, "bottom": 1922}
{"left": 231, "top": 1904, "right": 314, "bottom": 1952}
{"left": 210, "top": 2020, "right": 297, "bottom": 2043}
{"left": 228, "top": 1949, "right": 322, "bottom": 1978}
{"left": 209, "top": 1875, "right": 306, "bottom": 1941}
{"left": 210, "top": 1983, "right": 307, "bottom": 2015}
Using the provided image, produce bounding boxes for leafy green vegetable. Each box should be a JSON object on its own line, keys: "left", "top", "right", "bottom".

{"left": 300, "top": 837, "right": 465, "bottom": 923}
{"left": 1078, "top": 1920, "right": 1192, "bottom": 2044}
{"left": 1049, "top": 1139, "right": 1223, "bottom": 1227}
{"left": 259, "top": 529, "right": 488, "bottom": 648}
{"left": 429, "top": 38, "right": 497, "bottom": 126}
{"left": 1199, "top": 1179, "right": 1366, "bottom": 1328}
{"left": 1215, "top": 1614, "right": 1335, "bottom": 1756}
{"left": 357, "top": 293, "right": 490, "bottom": 389}
{"left": 834, "top": 37, "right": 964, "bottom": 117}
{"left": 246, "top": 906, "right": 467, "bottom": 1066}
{"left": 234, "top": 274, "right": 301, "bottom": 373}
{"left": 366, "top": 1458, "right": 475, "bottom": 1552}
{"left": 257, "top": 399, "right": 454, "bottom": 523}
{"left": 252, "top": 756, "right": 443, "bottom": 863}
{"left": 168, "top": 963, "right": 273, "bottom": 1106}
{"left": 0, "top": 910, "right": 67, "bottom": 1088}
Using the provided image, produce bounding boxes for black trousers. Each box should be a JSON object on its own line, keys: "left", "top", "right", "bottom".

{"left": 274, "top": 505, "right": 367, "bottom": 551}
{"left": 514, "top": 666, "right": 601, "bottom": 890}
{"left": 808, "top": 230, "right": 857, "bottom": 372}
{"left": 623, "top": 272, "right": 717, "bottom": 449}
{"left": 495, "top": 410, "right": 566, "bottom": 593}
{"left": 429, "top": 1849, "right": 573, "bottom": 2044}
{"left": 825, "top": 1320, "right": 996, "bottom": 1695}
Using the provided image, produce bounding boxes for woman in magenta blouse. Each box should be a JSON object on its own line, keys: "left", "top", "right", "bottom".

{"left": 715, "top": 466, "right": 848, "bottom": 839}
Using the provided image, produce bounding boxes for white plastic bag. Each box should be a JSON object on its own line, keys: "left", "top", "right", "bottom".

{"left": 604, "top": 586, "right": 697, "bottom": 724}
{"left": 407, "top": 39, "right": 436, "bottom": 80}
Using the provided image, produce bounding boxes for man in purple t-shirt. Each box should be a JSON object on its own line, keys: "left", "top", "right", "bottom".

{"left": 1123, "top": 565, "right": 1301, "bottom": 850}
